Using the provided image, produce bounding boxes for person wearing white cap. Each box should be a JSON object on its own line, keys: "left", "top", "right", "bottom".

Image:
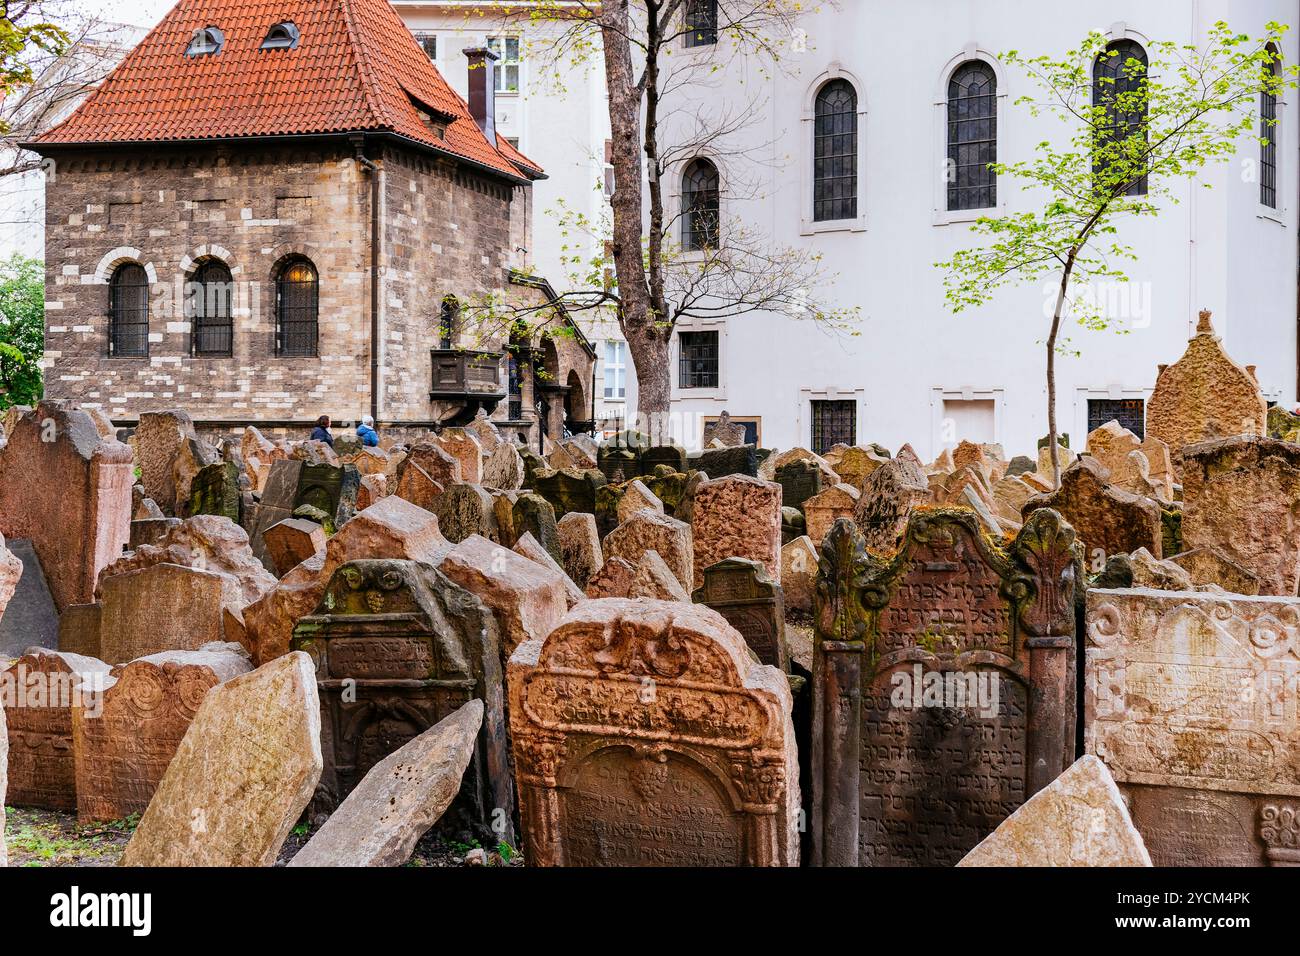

{"left": 356, "top": 415, "right": 379, "bottom": 447}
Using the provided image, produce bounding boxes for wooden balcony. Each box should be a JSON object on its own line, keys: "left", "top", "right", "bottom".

{"left": 429, "top": 349, "right": 506, "bottom": 401}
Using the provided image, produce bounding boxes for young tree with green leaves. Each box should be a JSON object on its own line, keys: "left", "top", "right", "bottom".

{"left": 939, "top": 22, "right": 1293, "bottom": 484}
{"left": 0, "top": 252, "right": 44, "bottom": 407}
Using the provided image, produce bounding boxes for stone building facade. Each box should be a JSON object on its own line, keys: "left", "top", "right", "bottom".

{"left": 29, "top": 0, "right": 594, "bottom": 446}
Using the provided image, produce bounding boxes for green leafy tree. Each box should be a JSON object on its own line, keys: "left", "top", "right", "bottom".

{"left": 939, "top": 23, "right": 1293, "bottom": 484}
{"left": 0, "top": 252, "right": 45, "bottom": 407}
{"left": 0, "top": 2, "right": 68, "bottom": 132}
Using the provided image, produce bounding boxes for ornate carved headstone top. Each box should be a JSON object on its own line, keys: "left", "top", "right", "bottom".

{"left": 810, "top": 508, "right": 1082, "bottom": 866}
{"left": 702, "top": 411, "right": 747, "bottom": 448}
{"left": 1085, "top": 587, "right": 1300, "bottom": 866}
{"left": 693, "top": 557, "right": 787, "bottom": 671}
{"left": 508, "top": 598, "right": 800, "bottom": 866}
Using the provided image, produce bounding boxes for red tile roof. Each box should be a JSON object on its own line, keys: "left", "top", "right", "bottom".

{"left": 33, "top": 0, "right": 542, "bottom": 182}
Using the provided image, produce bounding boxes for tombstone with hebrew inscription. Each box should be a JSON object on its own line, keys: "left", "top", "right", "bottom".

{"left": 692, "top": 557, "right": 787, "bottom": 672}
{"left": 811, "top": 508, "right": 1081, "bottom": 866}
{"left": 508, "top": 598, "right": 800, "bottom": 866}
{"left": 291, "top": 558, "right": 512, "bottom": 842}
{"left": 1085, "top": 588, "right": 1300, "bottom": 866}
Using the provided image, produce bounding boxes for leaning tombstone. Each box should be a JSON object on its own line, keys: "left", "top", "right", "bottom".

{"left": 98, "top": 563, "right": 228, "bottom": 663}
{"left": 693, "top": 557, "right": 787, "bottom": 671}
{"left": 775, "top": 458, "right": 822, "bottom": 512}
{"left": 811, "top": 508, "right": 1082, "bottom": 866}
{"left": 291, "top": 559, "right": 513, "bottom": 841}
{"left": 508, "top": 599, "right": 800, "bottom": 865}
{"left": 1086, "top": 587, "right": 1300, "bottom": 866}
{"left": 187, "top": 460, "right": 242, "bottom": 523}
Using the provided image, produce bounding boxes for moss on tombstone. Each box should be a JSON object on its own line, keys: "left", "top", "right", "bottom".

{"left": 1160, "top": 506, "right": 1182, "bottom": 558}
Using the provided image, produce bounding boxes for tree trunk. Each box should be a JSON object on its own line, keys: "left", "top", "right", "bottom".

{"left": 1046, "top": 256, "right": 1076, "bottom": 488}
{"left": 599, "top": 2, "right": 672, "bottom": 441}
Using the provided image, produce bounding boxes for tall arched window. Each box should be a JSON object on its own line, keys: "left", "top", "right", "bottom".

{"left": 108, "top": 262, "right": 149, "bottom": 357}
{"left": 189, "top": 258, "right": 233, "bottom": 356}
{"left": 276, "top": 256, "right": 318, "bottom": 357}
{"left": 1093, "top": 39, "right": 1149, "bottom": 196}
{"left": 947, "top": 61, "right": 997, "bottom": 210}
{"left": 439, "top": 295, "right": 459, "bottom": 348}
{"left": 682, "top": 158, "right": 720, "bottom": 250}
{"left": 1261, "top": 43, "right": 1280, "bottom": 209}
{"left": 814, "top": 79, "right": 858, "bottom": 222}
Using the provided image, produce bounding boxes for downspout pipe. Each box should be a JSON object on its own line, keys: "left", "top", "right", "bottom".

{"left": 356, "top": 145, "right": 381, "bottom": 423}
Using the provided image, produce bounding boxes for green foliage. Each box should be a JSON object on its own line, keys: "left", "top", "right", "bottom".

{"left": 940, "top": 22, "right": 1294, "bottom": 342}
{"left": 0, "top": 11, "right": 67, "bottom": 133}
{"left": 0, "top": 253, "right": 45, "bottom": 408}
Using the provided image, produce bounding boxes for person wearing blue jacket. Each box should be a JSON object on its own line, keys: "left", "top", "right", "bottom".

{"left": 310, "top": 414, "right": 334, "bottom": 447}
{"left": 356, "top": 415, "right": 380, "bottom": 447}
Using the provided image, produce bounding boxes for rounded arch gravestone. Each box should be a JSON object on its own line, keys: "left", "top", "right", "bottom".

{"left": 507, "top": 598, "right": 800, "bottom": 866}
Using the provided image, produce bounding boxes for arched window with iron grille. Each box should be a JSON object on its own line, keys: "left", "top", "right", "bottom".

{"left": 814, "top": 79, "right": 858, "bottom": 222}
{"left": 189, "top": 258, "right": 234, "bottom": 356}
{"left": 1261, "top": 43, "right": 1281, "bottom": 209}
{"left": 682, "top": 158, "right": 720, "bottom": 251}
{"left": 108, "top": 262, "right": 149, "bottom": 357}
{"left": 276, "top": 256, "right": 318, "bottom": 357}
{"left": 946, "top": 61, "right": 997, "bottom": 211}
{"left": 1093, "top": 39, "right": 1149, "bottom": 196}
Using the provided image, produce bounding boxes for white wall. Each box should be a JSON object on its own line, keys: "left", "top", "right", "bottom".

{"left": 656, "top": 0, "right": 1298, "bottom": 457}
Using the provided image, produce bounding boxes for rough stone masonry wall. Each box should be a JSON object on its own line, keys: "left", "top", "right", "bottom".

{"left": 379, "top": 146, "right": 519, "bottom": 422}
{"left": 43, "top": 144, "right": 371, "bottom": 423}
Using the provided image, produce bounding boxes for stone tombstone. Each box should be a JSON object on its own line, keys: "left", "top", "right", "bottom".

{"left": 482, "top": 441, "right": 524, "bottom": 491}
{"left": 775, "top": 459, "right": 823, "bottom": 512}
{"left": 130, "top": 517, "right": 180, "bottom": 551}
{"left": 803, "top": 483, "right": 860, "bottom": 545}
{"left": 436, "top": 428, "right": 484, "bottom": 485}
{"left": 1022, "top": 456, "right": 1163, "bottom": 561}
{"left": 1167, "top": 546, "right": 1261, "bottom": 595}
{"left": 296, "top": 462, "right": 360, "bottom": 530}
{"left": 434, "top": 483, "right": 497, "bottom": 544}
{"left": 702, "top": 411, "right": 748, "bottom": 447}
{"left": 4, "top": 648, "right": 111, "bottom": 809}
{"left": 1085, "top": 588, "right": 1300, "bottom": 866}
{"left": 597, "top": 445, "right": 642, "bottom": 482}
{"left": 98, "top": 562, "right": 227, "bottom": 664}
{"left": 694, "top": 443, "right": 758, "bottom": 479}
{"left": 511, "top": 492, "right": 560, "bottom": 559}
{"left": 1147, "top": 310, "right": 1267, "bottom": 456}
{"left": 508, "top": 599, "right": 800, "bottom": 866}
{"left": 0, "top": 401, "right": 134, "bottom": 612}
{"left": 692, "top": 557, "right": 787, "bottom": 672}
{"left": 73, "top": 644, "right": 251, "bottom": 822}
{"left": 187, "top": 460, "right": 242, "bottom": 523}
{"left": 691, "top": 474, "right": 783, "bottom": 590}
{"left": 811, "top": 508, "right": 1082, "bottom": 867}
{"left": 640, "top": 444, "right": 687, "bottom": 475}
{"left": 57, "top": 603, "right": 102, "bottom": 659}
{"left": 119, "top": 652, "right": 322, "bottom": 867}
{"left": 1177, "top": 436, "right": 1300, "bottom": 596}
{"left": 292, "top": 559, "right": 513, "bottom": 840}
{"left": 531, "top": 467, "right": 607, "bottom": 522}
{"left": 263, "top": 517, "right": 326, "bottom": 577}
{"left": 0, "top": 696, "right": 5, "bottom": 865}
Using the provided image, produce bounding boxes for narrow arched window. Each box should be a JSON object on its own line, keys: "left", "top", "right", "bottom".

{"left": 108, "top": 263, "right": 149, "bottom": 357}
{"left": 189, "top": 259, "right": 233, "bottom": 356}
{"left": 814, "top": 79, "right": 858, "bottom": 222}
{"left": 439, "top": 295, "right": 459, "bottom": 348}
{"left": 1093, "top": 39, "right": 1148, "bottom": 196}
{"left": 947, "top": 61, "right": 997, "bottom": 210}
{"left": 1262, "top": 43, "right": 1280, "bottom": 209}
{"left": 276, "top": 257, "right": 318, "bottom": 357}
{"left": 682, "top": 158, "right": 720, "bottom": 250}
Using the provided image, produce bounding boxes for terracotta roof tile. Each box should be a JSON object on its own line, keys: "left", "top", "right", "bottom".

{"left": 35, "top": 0, "right": 543, "bottom": 181}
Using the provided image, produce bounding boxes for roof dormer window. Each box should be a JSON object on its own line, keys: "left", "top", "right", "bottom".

{"left": 185, "top": 26, "right": 224, "bottom": 57}
{"left": 261, "top": 21, "right": 300, "bottom": 50}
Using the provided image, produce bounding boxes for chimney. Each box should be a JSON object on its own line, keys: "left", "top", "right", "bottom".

{"left": 463, "top": 47, "right": 499, "bottom": 143}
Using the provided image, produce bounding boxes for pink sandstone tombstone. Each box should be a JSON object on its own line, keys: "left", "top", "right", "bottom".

{"left": 73, "top": 643, "right": 251, "bottom": 821}
{"left": 627, "top": 549, "right": 691, "bottom": 602}
{"left": 557, "top": 511, "right": 602, "bottom": 589}
{"left": 436, "top": 428, "right": 483, "bottom": 484}
{"left": 851, "top": 445, "right": 931, "bottom": 554}
{"left": 691, "top": 474, "right": 782, "bottom": 589}
{"left": 394, "top": 461, "right": 445, "bottom": 512}
{"left": 98, "top": 563, "right": 229, "bottom": 664}
{"left": 1166, "top": 546, "right": 1261, "bottom": 595}
{"left": 1086, "top": 587, "right": 1300, "bottom": 866}
{"left": 1022, "top": 456, "right": 1163, "bottom": 560}
{"left": 132, "top": 409, "right": 213, "bottom": 516}
{"left": 437, "top": 534, "right": 568, "bottom": 659}
{"left": 584, "top": 556, "right": 636, "bottom": 598}
{"left": 119, "top": 651, "right": 322, "bottom": 866}
{"left": 781, "top": 535, "right": 819, "bottom": 613}
{"left": 0, "top": 401, "right": 133, "bottom": 611}
{"left": 263, "top": 517, "right": 327, "bottom": 577}
{"left": 4, "top": 648, "right": 110, "bottom": 809}
{"left": 1177, "top": 435, "right": 1300, "bottom": 595}
{"left": 803, "top": 483, "right": 860, "bottom": 545}
{"left": 508, "top": 599, "right": 800, "bottom": 866}
{"left": 1147, "top": 309, "right": 1267, "bottom": 457}
{"left": 0, "top": 533, "right": 20, "bottom": 626}
{"left": 514, "top": 531, "right": 585, "bottom": 608}
{"left": 603, "top": 509, "right": 694, "bottom": 594}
